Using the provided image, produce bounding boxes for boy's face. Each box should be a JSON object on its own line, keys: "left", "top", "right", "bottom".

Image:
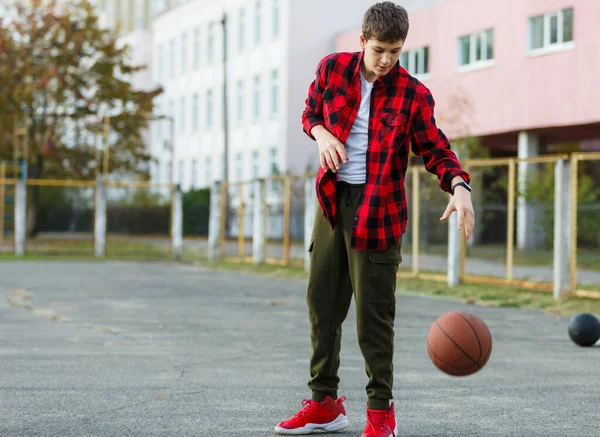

{"left": 359, "top": 35, "right": 404, "bottom": 81}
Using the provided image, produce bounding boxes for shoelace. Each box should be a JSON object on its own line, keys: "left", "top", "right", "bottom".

{"left": 294, "top": 399, "right": 321, "bottom": 418}
{"left": 294, "top": 396, "right": 346, "bottom": 418}
{"left": 366, "top": 409, "right": 394, "bottom": 436}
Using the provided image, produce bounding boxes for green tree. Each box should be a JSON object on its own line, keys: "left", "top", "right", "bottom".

{"left": 0, "top": 0, "right": 162, "bottom": 235}
{"left": 521, "top": 161, "right": 600, "bottom": 250}
{"left": 182, "top": 188, "right": 211, "bottom": 236}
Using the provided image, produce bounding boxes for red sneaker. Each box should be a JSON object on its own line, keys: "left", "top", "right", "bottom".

{"left": 361, "top": 403, "right": 397, "bottom": 437}
{"left": 274, "top": 396, "right": 349, "bottom": 434}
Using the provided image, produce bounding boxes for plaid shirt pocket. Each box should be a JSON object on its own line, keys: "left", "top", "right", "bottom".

{"left": 378, "top": 113, "right": 408, "bottom": 149}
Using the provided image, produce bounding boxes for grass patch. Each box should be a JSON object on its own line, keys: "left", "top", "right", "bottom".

{"left": 0, "top": 236, "right": 210, "bottom": 261}
{"left": 414, "top": 244, "right": 600, "bottom": 270}
{"left": 396, "top": 276, "right": 600, "bottom": 317}
{"left": 191, "top": 259, "right": 600, "bottom": 318}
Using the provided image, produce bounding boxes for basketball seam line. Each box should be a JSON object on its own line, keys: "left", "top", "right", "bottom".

{"left": 483, "top": 329, "right": 493, "bottom": 363}
{"left": 427, "top": 341, "right": 476, "bottom": 373}
{"left": 456, "top": 312, "right": 483, "bottom": 362}
{"left": 435, "top": 320, "right": 481, "bottom": 369}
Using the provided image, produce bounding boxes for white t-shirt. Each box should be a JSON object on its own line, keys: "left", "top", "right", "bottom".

{"left": 336, "top": 72, "right": 373, "bottom": 184}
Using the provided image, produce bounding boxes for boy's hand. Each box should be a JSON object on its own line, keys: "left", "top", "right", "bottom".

{"left": 313, "top": 128, "right": 348, "bottom": 173}
{"left": 440, "top": 187, "right": 475, "bottom": 239}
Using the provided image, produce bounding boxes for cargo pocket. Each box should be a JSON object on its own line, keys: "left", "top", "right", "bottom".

{"left": 368, "top": 248, "right": 402, "bottom": 265}
{"left": 368, "top": 238, "right": 403, "bottom": 265}
{"left": 365, "top": 239, "right": 402, "bottom": 304}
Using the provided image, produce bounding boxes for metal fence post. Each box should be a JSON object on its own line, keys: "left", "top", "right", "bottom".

{"left": 94, "top": 177, "right": 106, "bottom": 257}
{"left": 208, "top": 181, "right": 222, "bottom": 262}
{"left": 171, "top": 184, "right": 183, "bottom": 261}
{"left": 253, "top": 179, "right": 265, "bottom": 264}
{"left": 304, "top": 176, "right": 316, "bottom": 273}
{"left": 447, "top": 212, "right": 461, "bottom": 286}
{"left": 14, "top": 176, "right": 26, "bottom": 256}
{"left": 553, "top": 158, "right": 571, "bottom": 299}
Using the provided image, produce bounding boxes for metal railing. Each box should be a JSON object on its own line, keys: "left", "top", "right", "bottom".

{"left": 210, "top": 152, "right": 600, "bottom": 300}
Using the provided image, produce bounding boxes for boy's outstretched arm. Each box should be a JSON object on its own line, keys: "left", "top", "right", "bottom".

{"left": 410, "top": 87, "right": 475, "bottom": 238}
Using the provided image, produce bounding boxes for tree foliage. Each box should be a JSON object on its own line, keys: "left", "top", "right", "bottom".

{"left": 0, "top": 0, "right": 162, "bottom": 180}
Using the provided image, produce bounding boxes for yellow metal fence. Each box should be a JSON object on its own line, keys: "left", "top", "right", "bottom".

{"left": 0, "top": 176, "right": 177, "bottom": 259}
{"left": 217, "top": 153, "right": 600, "bottom": 298}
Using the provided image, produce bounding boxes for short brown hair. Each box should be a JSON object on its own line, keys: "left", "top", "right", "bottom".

{"left": 362, "top": 2, "right": 409, "bottom": 42}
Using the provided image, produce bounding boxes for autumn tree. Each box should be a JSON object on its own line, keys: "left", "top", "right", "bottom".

{"left": 0, "top": 0, "right": 162, "bottom": 234}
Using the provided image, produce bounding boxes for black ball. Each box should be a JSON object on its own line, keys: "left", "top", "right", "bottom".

{"left": 568, "top": 313, "right": 600, "bottom": 347}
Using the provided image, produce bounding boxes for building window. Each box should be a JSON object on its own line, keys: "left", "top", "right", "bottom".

{"left": 191, "top": 159, "right": 197, "bottom": 188}
{"left": 157, "top": 44, "right": 164, "bottom": 82}
{"left": 235, "top": 152, "right": 243, "bottom": 182}
{"left": 272, "top": 0, "right": 279, "bottom": 38}
{"left": 193, "top": 27, "right": 200, "bottom": 68}
{"left": 252, "top": 75, "right": 260, "bottom": 119}
{"left": 181, "top": 33, "right": 187, "bottom": 74}
{"left": 254, "top": 1, "right": 261, "bottom": 46}
{"left": 180, "top": 97, "right": 185, "bottom": 133}
{"left": 251, "top": 150, "right": 260, "bottom": 179}
{"left": 134, "top": 0, "right": 145, "bottom": 29}
{"left": 168, "top": 100, "right": 174, "bottom": 147}
{"left": 152, "top": 0, "right": 165, "bottom": 15}
{"left": 269, "top": 147, "right": 278, "bottom": 174}
{"left": 205, "top": 156, "right": 212, "bottom": 186}
{"left": 457, "top": 29, "right": 494, "bottom": 70}
{"left": 270, "top": 69, "right": 279, "bottom": 115}
{"left": 103, "top": 1, "right": 115, "bottom": 30}
{"left": 207, "top": 23, "right": 215, "bottom": 64}
{"left": 267, "top": 147, "right": 278, "bottom": 195}
{"left": 238, "top": 7, "right": 245, "bottom": 53}
{"left": 237, "top": 80, "right": 244, "bottom": 122}
{"left": 165, "top": 160, "right": 172, "bottom": 184}
{"left": 151, "top": 161, "right": 159, "bottom": 182}
{"left": 154, "top": 103, "right": 161, "bottom": 138}
{"left": 178, "top": 159, "right": 184, "bottom": 185}
{"left": 192, "top": 93, "right": 199, "bottom": 132}
{"left": 169, "top": 38, "right": 176, "bottom": 77}
{"left": 529, "top": 7, "right": 573, "bottom": 53}
{"left": 400, "top": 46, "right": 429, "bottom": 76}
{"left": 206, "top": 89, "right": 213, "bottom": 128}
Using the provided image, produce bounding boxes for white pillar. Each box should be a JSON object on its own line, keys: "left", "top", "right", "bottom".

{"left": 553, "top": 159, "right": 571, "bottom": 299}
{"left": 304, "top": 177, "right": 316, "bottom": 272}
{"left": 171, "top": 184, "right": 183, "bottom": 261}
{"left": 208, "top": 181, "right": 222, "bottom": 261}
{"left": 94, "top": 178, "right": 106, "bottom": 257}
{"left": 253, "top": 179, "right": 265, "bottom": 264}
{"left": 14, "top": 178, "right": 26, "bottom": 256}
{"left": 517, "top": 131, "right": 541, "bottom": 249}
{"left": 447, "top": 211, "right": 461, "bottom": 286}
{"left": 448, "top": 151, "right": 462, "bottom": 286}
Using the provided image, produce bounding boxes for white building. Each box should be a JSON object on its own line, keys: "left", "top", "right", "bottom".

{"left": 150, "top": 0, "right": 398, "bottom": 191}
{"left": 1, "top": 0, "right": 436, "bottom": 190}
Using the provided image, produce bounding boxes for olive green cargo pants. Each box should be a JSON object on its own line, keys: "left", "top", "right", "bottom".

{"left": 306, "top": 181, "right": 402, "bottom": 410}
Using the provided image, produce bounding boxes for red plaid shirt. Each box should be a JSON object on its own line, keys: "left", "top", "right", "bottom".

{"left": 302, "top": 51, "right": 470, "bottom": 251}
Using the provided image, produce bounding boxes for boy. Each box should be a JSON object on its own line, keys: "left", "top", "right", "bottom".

{"left": 275, "top": 2, "right": 475, "bottom": 436}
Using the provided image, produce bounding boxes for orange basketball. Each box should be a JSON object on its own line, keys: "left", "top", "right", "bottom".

{"left": 427, "top": 311, "right": 492, "bottom": 376}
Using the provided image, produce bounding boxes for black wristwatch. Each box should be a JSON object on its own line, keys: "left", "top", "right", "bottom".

{"left": 451, "top": 181, "right": 472, "bottom": 195}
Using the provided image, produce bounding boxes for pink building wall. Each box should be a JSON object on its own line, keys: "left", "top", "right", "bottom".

{"left": 335, "top": 0, "right": 600, "bottom": 141}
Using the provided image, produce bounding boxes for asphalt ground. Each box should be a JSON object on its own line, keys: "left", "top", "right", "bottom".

{"left": 1, "top": 260, "right": 598, "bottom": 436}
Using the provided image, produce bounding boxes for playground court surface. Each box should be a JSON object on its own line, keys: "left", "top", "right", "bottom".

{"left": 0, "top": 260, "right": 597, "bottom": 436}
